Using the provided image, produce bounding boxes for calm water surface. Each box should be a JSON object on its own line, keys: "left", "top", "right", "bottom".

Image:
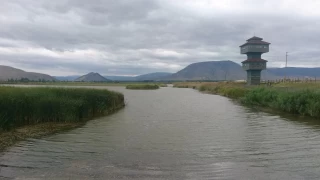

{"left": 1, "top": 86, "right": 320, "bottom": 179}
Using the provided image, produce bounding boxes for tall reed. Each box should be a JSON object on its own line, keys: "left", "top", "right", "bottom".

{"left": 198, "top": 83, "right": 320, "bottom": 118}
{"left": 241, "top": 87, "right": 320, "bottom": 118}
{"left": 0, "top": 87, "right": 124, "bottom": 131}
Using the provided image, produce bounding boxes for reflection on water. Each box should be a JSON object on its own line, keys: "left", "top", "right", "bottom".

{"left": 1, "top": 86, "right": 320, "bottom": 179}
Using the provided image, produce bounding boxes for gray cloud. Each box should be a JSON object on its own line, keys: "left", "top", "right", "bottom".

{"left": 0, "top": 0, "right": 320, "bottom": 76}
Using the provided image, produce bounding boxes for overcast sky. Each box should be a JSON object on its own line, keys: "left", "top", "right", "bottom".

{"left": 1, "top": 0, "right": 320, "bottom": 76}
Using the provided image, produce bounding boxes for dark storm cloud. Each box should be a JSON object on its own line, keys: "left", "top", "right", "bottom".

{"left": 0, "top": 0, "right": 320, "bottom": 75}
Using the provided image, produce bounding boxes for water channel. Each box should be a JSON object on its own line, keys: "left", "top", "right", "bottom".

{"left": 1, "top": 86, "right": 320, "bottom": 179}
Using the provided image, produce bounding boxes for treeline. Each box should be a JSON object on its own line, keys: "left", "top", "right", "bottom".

{"left": 6, "top": 78, "right": 56, "bottom": 82}
{"left": 0, "top": 87, "right": 125, "bottom": 131}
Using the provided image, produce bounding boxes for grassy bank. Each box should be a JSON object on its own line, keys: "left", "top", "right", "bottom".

{"left": 183, "top": 82, "right": 320, "bottom": 119}
{"left": 0, "top": 86, "right": 125, "bottom": 150}
{"left": 126, "top": 84, "right": 159, "bottom": 90}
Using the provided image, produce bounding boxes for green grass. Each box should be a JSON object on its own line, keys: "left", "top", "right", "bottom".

{"left": 197, "top": 82, "right": 320, "bottom": 119}
{"left": 241, "top": 87, "right": 320, "bottom": 118}
{"left": 0, "top": 86, "right": 125, "bottom": 131}
{"left": 126, "top": 84, "right": 159, "bottom": 90}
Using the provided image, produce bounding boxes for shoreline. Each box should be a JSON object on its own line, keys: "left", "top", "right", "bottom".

{"left": 174, "top": 82, "right": 320, "bottom": 120}
{"left": 0, "top": 104, "right": 125, "bottom": 152}
{"left": 201, "top": 89, "right": 320, "bottom": 122}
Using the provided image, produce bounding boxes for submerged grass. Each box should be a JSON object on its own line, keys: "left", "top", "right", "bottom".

{"left": 126, "top": 84, "right": 159, "bottom": 90}
{"left": 0, "top": 86, "right": 125, "bottom": 131}
{"left": 0, "top": 122, "right": 83, "bottom": 151}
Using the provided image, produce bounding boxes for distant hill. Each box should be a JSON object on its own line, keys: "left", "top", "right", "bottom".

{"left": 268, "top": 67, "right": 320, "bottom": 78}
{"left": 103, "top": 64, "right": 320, "bottom": 81}
{"left": 75, "top": 72, "right": 111, "bottom": 82}
{"left": 105, "top": 76, "right": 136, "bottom": 81}
{"left": 0, "top": 65, "right": 56, "bottom": 81}
{"left": 135, "top": 72, "right": 172, "bottom": 81}
{"left": 54, "top": 75, "right": 80, "bottom": 81}
{"left": 105, "top": 72, "right": 172, "bottom": 81}
{"left": 164, "top": 60, "right": 278, "bottom": 81}
{"left": 55, "top": 72, "right": 172, "bottom": 82}
{"left": 52, "top": 62, "right": 320, "bottom": 82}
{"left": 165, "top": 61, "right": 245, "bottom": 80}
{"left": 55, "top": 75, "right": 133, "bottom": 81}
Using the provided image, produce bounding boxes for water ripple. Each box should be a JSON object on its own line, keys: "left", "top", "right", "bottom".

{"left": 1, "top": 87, "right": 320, "bottom": 179}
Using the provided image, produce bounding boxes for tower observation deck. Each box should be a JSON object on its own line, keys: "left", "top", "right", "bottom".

{"left": 240, "top": 36, "right": 270, "bottom": 85}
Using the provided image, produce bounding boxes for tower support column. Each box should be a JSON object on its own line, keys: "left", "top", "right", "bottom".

{"left": 246, "top": 70, "right": 262, "bottom": 85}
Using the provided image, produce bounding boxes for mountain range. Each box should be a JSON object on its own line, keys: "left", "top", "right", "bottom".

{"left": 164, "top": 61, "right": 279, "bottom": 81}
{"left": 2, "top": 61, "right": 320, "bottom": 82}
{"left": 165, "top": 61, "right": 244, "bottom": 80}
{"left": 55, "top": 72, "right": 173, "bottom": 81}
{"left": 164, "top": 60, "right": 320, "bottom": 81}
{"left": 267, "top": 67, "right": 320, "bottom": 78}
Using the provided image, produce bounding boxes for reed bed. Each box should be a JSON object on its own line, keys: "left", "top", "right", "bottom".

{"left": 241, "top": 88, "right": 320, "bottom": 118}
{"left": 198, "top": 82, "right": 320, "bottom": 119}
{"left": 0, "top": 86, "right": 124, "bottom": 131}
{"left": 126, "top": 84, "right": 159, "bottom": 90}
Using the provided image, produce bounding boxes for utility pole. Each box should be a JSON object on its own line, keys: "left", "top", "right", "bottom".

{"left": 285, "top": 52, "right": 288, "bottom": 68}
{"left": 284, "top": 52, "right": 288, "bottom": 81}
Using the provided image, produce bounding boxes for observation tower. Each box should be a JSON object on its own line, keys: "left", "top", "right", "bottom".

{"left": 240, "top": 36, "right": 270, "bottom": 85}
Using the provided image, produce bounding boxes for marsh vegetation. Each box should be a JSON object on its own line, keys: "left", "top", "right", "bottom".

{"left": 0, "top": 86, "right": 125, "bottom": 131}
{"left": 175, "top": 81, "right": 320, "bottom": 119}
{"left": 242, "top": 87, "right": 320, "bottom": 118}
